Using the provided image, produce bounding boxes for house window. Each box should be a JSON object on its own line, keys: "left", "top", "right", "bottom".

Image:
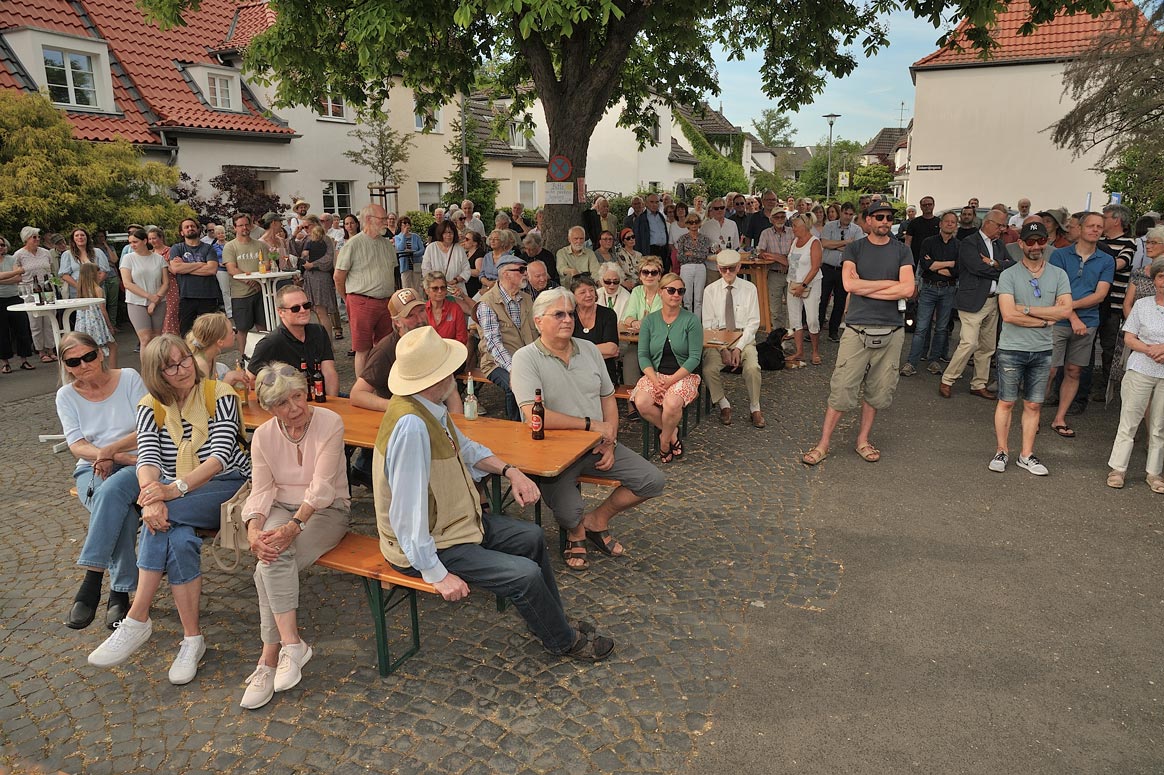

{"left": 418, "top": 182, "right": 444, "bottom": 212}
{"left": 321, "top": 93, "right": 346, "bottom": 119}
{"left": 519, "top": 181, "right": 537, "bottom": 208}
{"left": 508, "top": 123, "right": 527, "bottom": 150}
{"left": 42, "top": 48, "right": 97, "bottom": 108}
{"left": 207, "top": 74, "right": 233, "bottom": 110}
{"left": 649, "top": 117, "right": 661, "bottom": 144}
{"left": 414, "top": 104, "right": 442, "bottom": 132}
{"left": 321, "top": 181, "right": 352, "bottom": 215}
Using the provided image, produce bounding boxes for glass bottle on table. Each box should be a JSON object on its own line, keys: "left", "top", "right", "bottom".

{"left": 530, "top": 389, "right": 545, "bottom": 440}
{"left": 463, "top": 376, "right": 478, "bottom": 420}
{"left": 310, "top": 360, "right": 326, "bottom": 403}
{"left": 233, "top": 356, "right": 249, "bottom": 407}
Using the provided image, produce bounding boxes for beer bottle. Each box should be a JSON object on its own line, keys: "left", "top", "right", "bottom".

{"left": 310, "top": 360, "right": 326, "bottom": 403}
{"left": 233, "top": 357, "right": 249, "bottom": 407}
{"left": 32, "top": 275, "right": 44, "bottom": 306}
{"left": 530, "top": 389, "right": 545, "bottom": 440}
{"left": 463, "top": 376, "right": 478, "bottom": 420}
{"left": 42, "top": 275, "right": 56, "bottom": 305}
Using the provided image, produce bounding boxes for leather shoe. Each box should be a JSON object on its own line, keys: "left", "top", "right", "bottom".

{"left": 66, "top": 600, "right": 97, "bottom": 630}
{"left": 938, "top": 382, "right": 952, "bottom": 399}
{"left": 105, "top": 599, "right": 128, "bottom": 630}
{"left": 970, "top": 388, "right": 997, "bottom": 400}
{"left": 751, "top": 411, "right": 766, "bottom": 428}
{"left": 719, "top": 407, "right": 732, "bottom": 425}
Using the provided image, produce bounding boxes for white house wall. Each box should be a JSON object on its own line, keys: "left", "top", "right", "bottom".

{"left": 909, "top": 62, "right": 1107, "bottom": 212}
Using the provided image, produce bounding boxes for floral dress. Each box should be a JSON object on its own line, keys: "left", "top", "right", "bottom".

{"left": 158, "top": 246, "right": 179, "bottom": 335}
{"left": 75, "top": 299, "right": 114, "bottom": 350}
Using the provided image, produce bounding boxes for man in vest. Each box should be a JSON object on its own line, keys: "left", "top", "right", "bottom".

{"left": 476, "top": 255, "right": 536, "bottom": 421}
{"left": 374, "top": 327, "right": 614, "bottom": 661}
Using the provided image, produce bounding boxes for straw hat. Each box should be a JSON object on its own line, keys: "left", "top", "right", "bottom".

{"left": 388, "top": 327, "right": 467, "bottom": 395}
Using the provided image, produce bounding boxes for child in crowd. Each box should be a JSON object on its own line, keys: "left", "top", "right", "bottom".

{"left": 75, "top": 263, "right": 117, "bottom": 367}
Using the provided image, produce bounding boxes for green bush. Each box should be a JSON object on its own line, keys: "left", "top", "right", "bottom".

{"left": 405, "top": 210, "right": 434, "bottom": 236}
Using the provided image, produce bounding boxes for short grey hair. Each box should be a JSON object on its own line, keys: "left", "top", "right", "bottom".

{"left": 1146, "top": 225, "right": 1164, "bottom": 244}
{"left": 495, "top": 211, "right": 511, "bottom": 226}
{"left": 522, "top": 232, "right": 544, "bottom": 250}
{"left": 489, "top": 228, "right": 515, "bottom": 250}
{"left": 1150, "top": 258, "right": 1164, "bottom": 281}
{"left": 598, "top": 261, "right": 623, "bottom": 281}
{"left": 567, "top": 225, "right": 586, "bottom": 239}
{"left": 1103, "top": 203, "right": 1130, "bottom": 230}
{"left": 255, "top": 361, "right": 309, "bottom": 411}
{"left": 531, "top": 286, "right": 576, "bottom": 318}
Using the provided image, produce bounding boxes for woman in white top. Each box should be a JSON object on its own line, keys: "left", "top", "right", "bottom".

{"left": 597, "top": 262, "right": 632, "bottom": 319}
{"left": 421, "top": 220, "right": 471, "bottom": 296}
{"left": 59, "top": 227, "right": 110, "bottom": 299}
{"left": 119, "top": 228, "right": 169, "bottom": 349}
{"left": 786, "top": 213, "right": 824, "bottom": 367}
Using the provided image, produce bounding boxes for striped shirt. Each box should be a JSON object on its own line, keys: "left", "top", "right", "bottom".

{"left": 135, "top": 394, "right": 251, "bottom": 479}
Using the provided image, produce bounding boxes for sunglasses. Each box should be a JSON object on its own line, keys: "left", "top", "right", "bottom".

{"left": 640, "top": 268, "right": 660, "bottom": 276}
{"left": 162, "top": 355, "right": 194, "bottom": 376}
{"left": 870, "top": 214, "right": 894, "bottom": 222}
{"left": 623, "top": 236, "right": 635, "bottom": 241}
{"left": 663, "top": 286, "right": 686, "bottom": 296}
{"left": 1023, "top": 237, "right": 1047, "bottom": 246}
{"left": 504, "top": 265, "right": 528, "bottom": 274}
{"left": 546, "top": 310, "right": 576, "bottom": 321}
{"left": 686, "top": 220, "right": 701, "bottom": 226}
{"left": 259, "top": 363, "right": 301, "bottom": 385}
{"left": 719, "top": 265, "right": 739, "bottom": 272}
{"left": 1029, "top": 278, "right": 1042, "bottom": 298}
{"left": 63, "top": 349, "right": 99, "bottom": 367}
{"left": 429, "top": 285, "right": 448, "bottom": 292}
{"left": 711, "top": 206, "right": 726, "bottom": 211}
{"left": 602, "top": 279, "right": 621, "bottom": 285}
{"left": 280, "top": 301, "right": 313, "bottom": 313}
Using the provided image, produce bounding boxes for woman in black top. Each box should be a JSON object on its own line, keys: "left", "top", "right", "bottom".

{"left": 570, "top": 275, "right": 619, "bottom": 382}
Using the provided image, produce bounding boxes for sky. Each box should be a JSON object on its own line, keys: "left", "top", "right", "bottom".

{"left": 712, "top": 15, "right": 952, "bottom": 149}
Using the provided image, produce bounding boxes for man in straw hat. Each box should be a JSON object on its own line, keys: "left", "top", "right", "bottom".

{"left": 373, "top": 327, "right": 615, "bottom": 661}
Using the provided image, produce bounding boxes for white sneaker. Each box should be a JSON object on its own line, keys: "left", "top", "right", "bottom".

{"left": 274, "top": 641, "right": 312, "bottom": 692}
{"left": 1017, "top": 454, "right": 1049, "bottom": 476}
{"left": 240, "top": 664, "right": 275, "bottom": 709}
{"left": 168, "top": 635, "right": 206, "bottom": 685}
{"left": 988, "top": 451, "right": 1008, "bottom": 473}
{"left": 88, "top": 616, "right": 152, "bottom": 668}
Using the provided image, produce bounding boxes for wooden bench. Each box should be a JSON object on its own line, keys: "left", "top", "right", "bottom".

{"left": 613, "top": 383, "right": 702, "bottom": 458}
{"left": 69, "top": 485, "right": 218, "bottom": 538}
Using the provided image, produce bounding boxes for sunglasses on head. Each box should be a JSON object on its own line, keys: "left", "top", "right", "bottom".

{"left": 1023, "top": 237, "right": 1047, "bottom": 246}
{"left": 640, "top": 268, "right": 660, "bottom": 276}
{"left": 259, "top": 363, "right": 301, "bottom": 385}
{"left": 663, "top": 286, "right": 686, "bottom": 296}
{"left": 281, "top": 301, "right": 313, "bottom": 313}
{"left": 63, "top": 349, "right": 99, "bottom": 367}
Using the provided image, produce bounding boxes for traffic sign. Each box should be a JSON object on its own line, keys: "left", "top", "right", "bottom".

{"left": 548, "top": 155, "right": 572, "bottom": 182}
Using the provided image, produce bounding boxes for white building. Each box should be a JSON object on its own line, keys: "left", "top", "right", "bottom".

{"left": 906, "top": 0, "right": 1133, "bottom": 211}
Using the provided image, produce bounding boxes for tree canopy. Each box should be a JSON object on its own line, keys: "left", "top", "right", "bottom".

{"left": 798, "top": 139, "right": 865, "bottom": 199}
{"left": 0, "top": 91, "right": 192, "bottom": 238}
{"left": 752, "top": 110, "right": 796, "bottom": 149}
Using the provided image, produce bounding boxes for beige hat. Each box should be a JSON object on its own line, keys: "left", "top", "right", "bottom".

{"left": 293, "top": 199, "right": 310, "bottom": 210}
{"left": 388, "top": 327, "right": 467, "bottom": 396}
{"left": 716, "top": 248, "right": 742, "bottom": 267}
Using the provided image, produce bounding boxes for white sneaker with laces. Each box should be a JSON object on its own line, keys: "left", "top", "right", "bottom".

{"left": 168, "top": 635, "right": 206, "bottom": 685}
{"left": 240, "top": 664, "right": 276, "bottom": 709}
{"left": 88, "top": 616, "right": 152, "bottom": 668}
{"left": 1017, "top": 454, "right": 1049, "bottom": 476}
{"left": 988, "top": 451, "right": 1008, "bottom": 473}
{"left": 274, "top": 642, "right": 312, "bottom": 692}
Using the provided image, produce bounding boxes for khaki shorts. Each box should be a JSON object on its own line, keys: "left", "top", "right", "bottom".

{"left": 827, "top": 326, "right": 905, "bottom": 412}
{"left": 1051, "top": 324, "right": 1096, "bottom": 368}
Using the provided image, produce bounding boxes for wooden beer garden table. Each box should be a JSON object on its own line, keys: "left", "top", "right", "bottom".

{"left": 738, "top": 250, "right": 779, "bottom": 334}
{"left": 240, "top": 396, "right": 601, "bottom": 512}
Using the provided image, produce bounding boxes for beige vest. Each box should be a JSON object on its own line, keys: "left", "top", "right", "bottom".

{"left": 477, "top": 284, "right": 535, "bottom": 378}
{"left": 372, "top": 395, "right": 483, "bottom": 568}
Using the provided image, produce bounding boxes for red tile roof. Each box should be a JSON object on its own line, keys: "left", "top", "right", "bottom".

{"left": 0, "top": 0, "right": 293, "bottom": 142}
{"left": 220, "top": 1, "right": 277, "bottom": 50}
{"left": 913, "top": 0, "right": 1146, "bottom": 69}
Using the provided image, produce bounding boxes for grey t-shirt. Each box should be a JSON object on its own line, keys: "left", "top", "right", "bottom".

{"left": 510, "top": 338, "right": 613, "bottom": 420}
{"left": 997, "top": 262, "right": 1071, "bottom": 352}
{"left": 841, "top": 238, "right": 913, "bottom": 327}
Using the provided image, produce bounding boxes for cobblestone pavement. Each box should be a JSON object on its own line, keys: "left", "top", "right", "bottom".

{"left": 1, "top": 328, "right": 840, "bottom": 775}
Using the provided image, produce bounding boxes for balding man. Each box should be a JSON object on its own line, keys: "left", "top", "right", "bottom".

{"left": 335, "top": 203, "right": 397, "bottom": 375}
{"left": 461, "top": 200, "right": 486, "bottom": 237}
{"left": 556, "top": 227, "right": 601, "bottom": 280}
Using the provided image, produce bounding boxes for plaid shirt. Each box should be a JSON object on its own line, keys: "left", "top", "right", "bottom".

{"left": 476, "top": 284, "right": 524, "bottom": 372}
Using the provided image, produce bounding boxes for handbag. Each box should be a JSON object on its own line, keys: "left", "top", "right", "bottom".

{"left": 212, "top": 480, "right": 252, "bottom": 571}
{"left": 852, "top": 325, "right": 899, "bottom": 350}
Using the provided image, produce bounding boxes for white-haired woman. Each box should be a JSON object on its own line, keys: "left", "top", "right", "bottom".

{"left": 597, "top": 262, "right": 631, "bottom": 319}
{"left": 238, "top": 362, "right": 349, "bottom": 708}
{"left": 786, "top": 213, "right": 823, "bottom": 367}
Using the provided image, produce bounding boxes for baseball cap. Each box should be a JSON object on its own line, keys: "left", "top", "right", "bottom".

{"left": 866, "top": 201, "right": 895, "bottom": 217}
{"left": 388, "top": 287, "right": 424, "bottom": 318}
{"left": 1019, "top": 222, "right": 1048, "bottom": 241}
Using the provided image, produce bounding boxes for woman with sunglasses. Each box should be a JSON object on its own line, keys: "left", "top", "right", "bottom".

{"left": 620, "top": 256, "right": 665, "bottom": 386}
{"left": 632, "top": 273, "right": 703, "bottom": 463}
{"left": 88, "top": 334, "right": 250, "bottom": 684}
{"left": 423, "top": 271, "right": 469, "bottom": 345}
{"left": 237, "top": 362, "right": 349, "bottom": 708}
{"left": 597, "top": 262, "right": 631, "bottom": 318}
{"left": 570, "top": 275, "right": 620, "bottom": 383}
{"left": 675, "top": 213, "right": 715, "bottom": 318}
{"left": 55, "top": 332, "right": 148, "bottom": 630}
{"left": 616, "top": 228, "right": 643, "bottom": 286}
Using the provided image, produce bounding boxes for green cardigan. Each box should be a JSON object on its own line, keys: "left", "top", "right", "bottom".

{"left": 637, "top": 307, "right": 703, "bottom": 374}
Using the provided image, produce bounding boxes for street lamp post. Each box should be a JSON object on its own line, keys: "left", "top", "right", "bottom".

{"left": 823, "top": 113, "right": 840, "bottom": 200}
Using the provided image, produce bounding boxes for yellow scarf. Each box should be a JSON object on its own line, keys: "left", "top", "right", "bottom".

{"left": 160, "top": 381, "right": 234, "bottom": 477}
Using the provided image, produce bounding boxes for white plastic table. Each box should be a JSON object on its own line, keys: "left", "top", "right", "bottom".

{"left": 234, "top": 271, "right": 299, "bottom": 331}
{"left": 10, "top": 297, "right": 104, "bottom": 385}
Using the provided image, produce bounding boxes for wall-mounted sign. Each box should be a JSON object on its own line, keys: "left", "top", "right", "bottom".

{"left": 915, "top": 164, "right": 943, "bottom": 171}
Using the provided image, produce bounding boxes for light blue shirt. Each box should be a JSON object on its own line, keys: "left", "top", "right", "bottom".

{"left": 646, "top": 210, "right": 667, "bottom": 246}
{"left": 55, "top": 369, "right": 148, "bottom": 473}
{"left": 383, "top": 394, "right": 494, "bottom": 583}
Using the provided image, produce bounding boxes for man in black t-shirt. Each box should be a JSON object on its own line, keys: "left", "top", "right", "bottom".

{"left": 904, "top": 196, "right": 941, "bottom": 266}
{"left": 247, "top": 286, "right": 338, "bottom": 395}
{"left": 169, "top": 217, "right": 221, "bottom": 334}
{"left": 955, "top": 206, "right": 980, "bottom": 241}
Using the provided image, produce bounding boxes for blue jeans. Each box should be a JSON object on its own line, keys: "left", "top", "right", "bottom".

{"left": 74, "top": 464, "right": 141, "bottom": 593}
{"left": 401, "top": 515, "right": 575, "bottom": 654}
{"left": 996, "top": 349, "right": 1052, "bottom": 404}
{"left": 907, "top": 283, "right": 956, "bottom": 366}
{"left": 487, "top": 367, "right": 522, "bottom": 422}
{"left": 137, "top": 471, "right": 247, "bottom": 585}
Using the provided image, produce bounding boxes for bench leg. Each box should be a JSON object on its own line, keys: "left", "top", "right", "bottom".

{"left": 490, "top": 475, "right": 503, "bottom": 514}
{"left": 364, "top": 580, "right": 421, "bottom": 677}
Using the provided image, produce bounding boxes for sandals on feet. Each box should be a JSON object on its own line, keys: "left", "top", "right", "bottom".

{"left": 855, "top": 443, "right": 881, "bottom": 462}
{"left": 333, "top": 330, "right": 344, "bottom": 340}
{"left": 1051, "top": 424, "right": 1076, "bottom": 438}
{"left": 40, "top": 354, "right": 55, "bottom": 363}
{"left": 659, "top": 445, "right": 675, "bottom": 464}
{"left": 562, "top": 540, "right": 590, "bottom": 571}
{"left": 585, "top": 529, "right": 625, "bottom": 557}
{"left": 20, "top": 361, "right": 34, "bottom": 370}
{"left": 1147, "top": 474, "right": 1164, "bottom": 494}
{"left": 0, "top": 364, "right": 10, "bottom": 374}
{"left": 811, "top": 354, "right": 822, "bottom": 366}
{"left": 802, "top": 447, "right": 828, "bottom": 466}
{"left": 671, "top": 438, "right": 683, "bottom": 458}
{"left": 1106, "top": 470, "right": 1125, "bottom": 489}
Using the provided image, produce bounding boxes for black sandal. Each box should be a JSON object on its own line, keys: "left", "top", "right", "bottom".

{"left": 585, "top": 529, "right": 625, "bottom": 557}
{"left": 564, "top": 630, "right": 615, "bottom": 662}
{"left": 19, "top": 361, "right": 34, "bottom": 370}
{"left": 659, "top": 445, "right": 674, "bottom": 464}
{"left": 562, "top": 540, "right": 589, "bottom": 571}
{"left": 672, "top": 438, "right": 684, "bottom": 458}
{"left": 0, "top": 364, "right": 10, "bottom": 374}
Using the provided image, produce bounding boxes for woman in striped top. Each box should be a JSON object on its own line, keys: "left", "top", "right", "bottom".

{"left": 88, "top": 334, "right": 250, "bottom": 686}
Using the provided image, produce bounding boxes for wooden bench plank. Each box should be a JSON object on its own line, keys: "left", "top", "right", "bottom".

{"left": 578, "top": 475, "right": 622, "bottom": 488}
{"left": 314, "top": 533, "right": 436, "bottom": 594}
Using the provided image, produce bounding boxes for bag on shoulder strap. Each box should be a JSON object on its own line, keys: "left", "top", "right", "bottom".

{"left": 212, "top": 479, "right": 252, "bottom": 572}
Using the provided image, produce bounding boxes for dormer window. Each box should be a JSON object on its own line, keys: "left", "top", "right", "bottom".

{"left": 508, "top": 122, "right": 526, "bottom": 150}
{"left": 207, "top": 74, "right": 232, "bottom": 109}
{"left": 43, "top": 48, "right": 97, "bottom": 108}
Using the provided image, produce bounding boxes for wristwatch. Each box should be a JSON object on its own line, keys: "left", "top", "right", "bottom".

{"left": 1042, "top": 320, "right": 1050, "bottom": 328}
{"left": 174, "top": 479, "right": 189, "bottom": 497}
{"left": 501, "top": 463, "right": 515, "bottom": 478}
{"left": 1023, "top": 305, "right": 1030, "bottom": 316}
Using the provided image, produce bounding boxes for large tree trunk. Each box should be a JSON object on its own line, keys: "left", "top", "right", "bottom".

{"left": 540, "top": 103, "right": 598, "bottom": 254}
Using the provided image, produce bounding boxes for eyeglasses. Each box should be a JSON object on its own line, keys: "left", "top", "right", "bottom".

{"left": 63, "top": 349, "right": 99, "bottom": 368}
{"left": 711, "top": 206, "right": 726, "bottom": 211}
{"left": 546, "top": 310, "right": 575, "bottom": 321}
{"left": 162, "top": 355, "right": 194, "bottom": 376}
{"left": 1023, "top": 237, "right": 1047, "bottom": 246}
{"left": 280, "top": 301, "right": 313, "bottom": 313}
{"left": 719, "top": 265, "right": 740, "bottom": 272}
{"left": 1145, "top": 239, "right": 1163, "bottom": 246}
{"left": 429, "top": 285, "right": 447, "bottom": 292}
{"left": 640, "top": 268, "right": 660, "bottom": 276}
{"left": 602, "top": 279, "right": 621, "bottom": 285}
{"left": 870, "top": 214, "right": 894, "bottom": 222}
{"left": 663, "top": 286, "right": 686, "bottom": 296}
{"left": 1029, "top": 278, "right": 1042, "bottom": 298}
{"left": 259, "top": 363, "right": 300, "bottom": 385}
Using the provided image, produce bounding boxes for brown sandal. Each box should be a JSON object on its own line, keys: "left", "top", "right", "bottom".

{"left": 802, "top": 447, "right": 828, "bottom": 466}
{"left": 563, "top": 540, "right": 589, "bottom": 570}
{"left": 855, "top": 443, "right": 881, "bottom": 462}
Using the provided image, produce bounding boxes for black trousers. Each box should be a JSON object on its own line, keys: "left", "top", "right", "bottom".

{"left": 818, "top": 264, "right": 847, "bottom": 336}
